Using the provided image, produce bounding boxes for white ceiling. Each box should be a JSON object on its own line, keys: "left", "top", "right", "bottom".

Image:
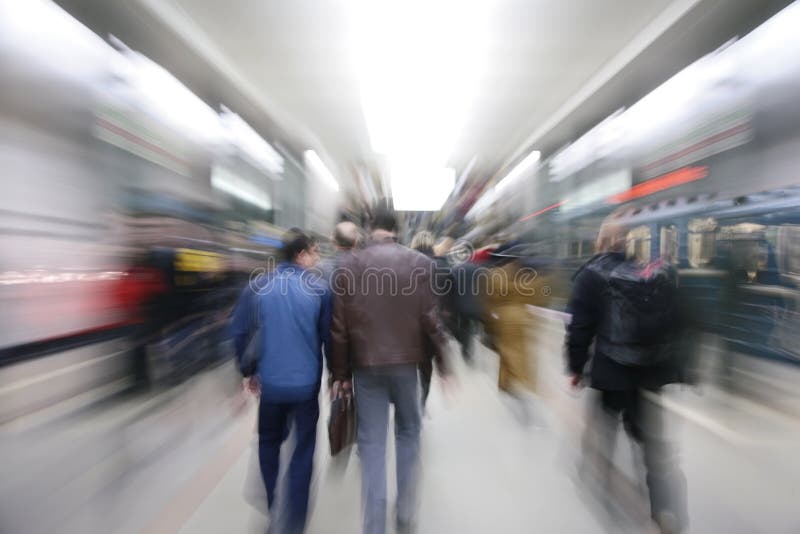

{"left": 53, "top": 0, "right": 794, "bottom": 213}
{"left": 133, "top": 0, "right": 675, "bottom": 190}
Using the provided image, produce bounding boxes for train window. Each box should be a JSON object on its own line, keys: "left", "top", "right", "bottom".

{"left": 626, "top": 225, "right": 651, "bottom": 263}
{"left": 719, "top": 223, "right": 766, "bottom": 239}
{"left": 777, "top": 225, "right": 800, "bottom": 279}
{"left": 557, "top": 239, "right": 570, "bottom": 258}
{"left": 660, "top": 225, "right": 679, "bottom": 264}
{"left": 688, "top": 218, "right": 717, "bottom": 268}
{"left": 569, "top": 240, "right": 581, "bottom": 257}
{"left": 582, "top": 239, "right": 595, "bottom": 257}
{"left": 719, "top": 223, "right": 768, "bottom": 282}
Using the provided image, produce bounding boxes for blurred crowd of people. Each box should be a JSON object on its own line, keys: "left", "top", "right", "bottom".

{"left": 230, "top": 207, "right": 689, "bottom": 534}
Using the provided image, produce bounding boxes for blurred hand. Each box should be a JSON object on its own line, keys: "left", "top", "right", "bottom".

{"left": 342, "top": 380, "right": 352, "bottom": 398}
{"left": 331, "top": 380, "right": 352, "bottom": 400}
{"left": 243, "top": 376, "right": 260, "bottom": 396}
{"left": 569, "top": 374, "right": 583, "bottom": 389}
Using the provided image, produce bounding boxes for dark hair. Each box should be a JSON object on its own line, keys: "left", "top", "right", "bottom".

{"left": 371, "top": 207, "right": 397, "bottom": 232}
{"left": 282, "top": 229, "right": 316, "bottom": 263}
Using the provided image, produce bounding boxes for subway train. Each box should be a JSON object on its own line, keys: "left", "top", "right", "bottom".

{"left": 0, "top": 0, "right": 287, "bottom": 418}
{"left": 483, "top": 2, "right": 800, "bottom": 379}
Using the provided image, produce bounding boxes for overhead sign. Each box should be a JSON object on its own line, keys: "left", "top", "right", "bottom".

{"left": 606, "top": 165, "right": 708, "bottom": 204}
{"left": 174, "top": 248, "right": 223, "bottom": 273}
{"left": 95, "top": 104, "right": 192, "bottom": 176}
{"left": 640, "top": 107, "right": 751, "bottom": 179}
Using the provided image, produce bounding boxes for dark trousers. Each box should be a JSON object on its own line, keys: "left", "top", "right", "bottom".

{"left": 419, "top": 360, "right": 433, "bottom": 408}
{"left": 445, "top": 314, "right": 474, "bottom": 363}
{"left": 454, "top": 316, "right": 474, "bottom": 362}
{"left": 258, "top": 396, "right": 320, "bottom": 533}
{"left": 590, "top": 389, "right": 688, "bottom": 527}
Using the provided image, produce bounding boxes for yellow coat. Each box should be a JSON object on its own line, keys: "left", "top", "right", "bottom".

{"left": 483, "top": 261, "right": 551, "bottom": 393}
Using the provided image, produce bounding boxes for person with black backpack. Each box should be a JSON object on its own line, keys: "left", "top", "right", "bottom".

{"left": 565, "top": 222, "right": 688, "bottom": 534}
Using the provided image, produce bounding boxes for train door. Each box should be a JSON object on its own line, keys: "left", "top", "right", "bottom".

{"left": 687, "top": 218, "right": 718, "bottom": 268}
{"left": 660, "top": 224, "right": 679, "bottom": 265}
{"left": 626, "top": 225, "right": 652, "bottom": 262}
{"left": 769, "top": 225, "right": 800, "bottom": 362}
{"left": 716, "top": 222, "right": 795, "bottom": 363}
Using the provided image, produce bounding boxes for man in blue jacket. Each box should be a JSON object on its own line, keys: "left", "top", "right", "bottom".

{"left": 231, "top": 229, "right": 331, "bottom": 534}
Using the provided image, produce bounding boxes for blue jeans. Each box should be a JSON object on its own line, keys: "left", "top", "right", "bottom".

{"left": 258, "top": 396, "right": 319, "bottom": 533}
{"left": 354, "top": 365, "right": 422, "bottom": 534}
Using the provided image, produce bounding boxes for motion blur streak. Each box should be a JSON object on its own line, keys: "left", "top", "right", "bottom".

{"left": 0, "top": 1, "right": 286, "bottom": 531}
{"left": 2, "top": 0, "right": 800, "bottom": 533}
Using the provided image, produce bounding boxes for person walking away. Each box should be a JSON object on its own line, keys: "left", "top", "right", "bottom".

{"left": 483, "top": 242, "right": 551, "bottom": 424}
{"left": 320, "top": 221, "right": 363, "bottom": 473}
{"left": 434, "top": 237, "right": 481, "bottom": 364}
{"left": 410, "top": 230, "right": 438, "bottom": 409}
{"left": 320, "top": 220, "right": 362, "bottom": 283}
{"left": 565, "top": 222, "right": 688, "bottom": 533}
{"left": 331, "top": 209, "right": 450, "bottom": 534}
{"left": 231, "top": 230, "right": 331, "bottom": 534}
{"left": 409, "top": 230, "right": 435, "bottom": 257}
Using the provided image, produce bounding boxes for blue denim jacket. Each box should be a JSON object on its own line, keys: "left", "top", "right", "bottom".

{"left": 231, "top": 263, "right": 332, "bottom": 402}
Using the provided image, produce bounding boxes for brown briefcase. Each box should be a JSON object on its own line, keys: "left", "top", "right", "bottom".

{"left": 328, "top": 395, "right": 356, "bottom": 456}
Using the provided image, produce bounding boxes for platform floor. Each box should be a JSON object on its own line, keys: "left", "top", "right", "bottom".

{"left": 178, "top": 355, "right": 604, "bottom": 534}
{"left": 3, "top": 318, "right": 800, "bottom": 534}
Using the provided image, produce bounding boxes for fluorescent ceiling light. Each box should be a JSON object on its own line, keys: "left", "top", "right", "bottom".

{"left": 391, "top": 163, "right": 455, "bottom": 212}
{"left": 4, "top": 0, "right": 115, "bottom": 78}
{"left": 211, "top": 166, "right": 271, "bottom": 210}
{"left": 304, "top": 150, "right": 340, "bottom": 192}
{"left": 220, "top": 108, "right": 284, "bottom": 175}
{"left": 125, "top": 52, "right": 221, "bottom": 146}
{"left": 466, "top": 150, "right": 540, "bottom": 218}
{"left": 349, "top": 0, "right": 490, "bottom": 170}
{"left": 495, "top": 150, "right": 541, "bottom": 193}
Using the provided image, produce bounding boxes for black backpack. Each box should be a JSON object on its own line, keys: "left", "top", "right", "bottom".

{"left": 588, "top": 256, "right": 677, "bottom": 366}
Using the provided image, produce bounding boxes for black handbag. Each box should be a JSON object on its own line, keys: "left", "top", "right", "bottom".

{"left": 328, "top": 395, "right": 356, "bottom": 456}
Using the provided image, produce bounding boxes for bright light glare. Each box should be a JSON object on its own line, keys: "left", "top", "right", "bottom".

{"left": 304, "top": 150, "right": 340, "bottom": 192}
{"left": 128, "top": 52, "right": 221, "bottom": 145}
{"left": 211, "top": 166, "right": 272, "bottom": 210}
{"left": 495, "top": 150, "right": 541, "bottom": 192}
{"left": 465, "top": 186, "right": 496, "bottom": 220}
{"left": 349, "top": 0, "right": 490, "bottom": 209}
{"left": 220, "top": 108, "right": 284, "bottom": 175}
{"left": 466, "top": 150, "right": 540, "bottom": 218}
{"left": 390, "top": 164, "right": 455, "bottom": 212}
{"left": 1, "top": 0, "right": 114, "bottom": 79}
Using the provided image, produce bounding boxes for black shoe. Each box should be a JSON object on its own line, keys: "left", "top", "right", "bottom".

{"left": 396, "top": 519, "right": 417, "bottom": 534}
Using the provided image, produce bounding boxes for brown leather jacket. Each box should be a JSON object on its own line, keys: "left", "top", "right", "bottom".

{"left": 330, "top": 235, "right": 449, "bottom": 381}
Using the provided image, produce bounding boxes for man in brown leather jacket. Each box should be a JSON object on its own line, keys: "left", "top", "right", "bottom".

{"left": 330, "top": 208, "right": 449, "bottom": 534}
